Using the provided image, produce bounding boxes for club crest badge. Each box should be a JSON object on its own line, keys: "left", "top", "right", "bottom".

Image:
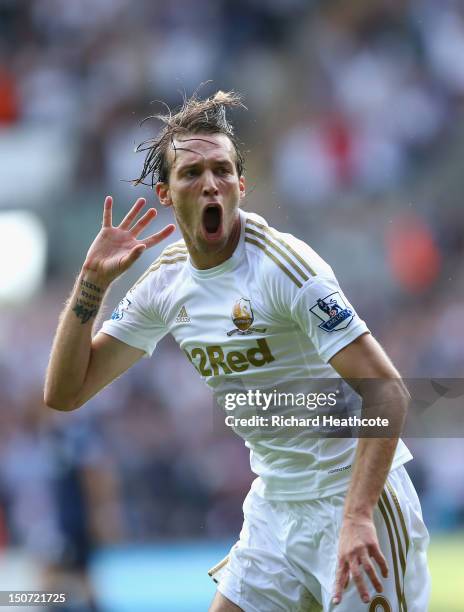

{"left": 309, "top": 292, "right": 353, "bottom": 332}
{"left": 227, "top": 298, "right": 267, "bottom": 336}
{"left": 111, "top": 296, "right": 132, "bottom": 321}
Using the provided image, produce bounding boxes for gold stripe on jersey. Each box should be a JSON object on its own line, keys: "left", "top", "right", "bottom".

{"left": 245, "top": 226, "right": 310, "bottom": 284}
{"left": 382, "top": 490, "right": 407, "bottom": 578}
{"left": 369, "top": 596, "right": 392, "bottom": 612}
{"left": 159, "top": 246, "right": 188, "bottom": 259}
{"left": 166, "top": 238, "right": 186, "bottom": 248}
{"left": 157, "top": 248, "right": 188, "bottom": 266}
{"left": 245, "top": 236, "right": 303, "bottom": 287}
{"left": 386, "top": 482, "right": 410, "bottom": 556}
{"left": 131, "top": 250, "right": 187, "bottom": 289}
{"left": 246, "top": 218, "right": 317, "bottom": 277}
{"left": 378, "top": 494, "right": 407, "bottom": 612}
{"left": 207, "top": 554, "right": 229, "bottom": 584}
{"left": 150, "top": 255, "right": 187, "bottom": 272}
{"left": 162, "top": 240, "right": 187, "bottom": 253}
{"left": 384, "top": 482, "right": 410, "bottom": 611}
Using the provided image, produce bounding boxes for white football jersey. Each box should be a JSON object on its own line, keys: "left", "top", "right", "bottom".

{"left": 101, "top": 210, "right": 412, "bottom": 500}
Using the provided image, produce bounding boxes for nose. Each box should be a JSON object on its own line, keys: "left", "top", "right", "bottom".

{"left": 202, "top": 170, "right": 219, "bottom": 196}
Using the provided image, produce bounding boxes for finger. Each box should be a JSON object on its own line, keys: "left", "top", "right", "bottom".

{"left": 130, "top": 208, "right": 157, "bottom": 236}
{"left": 361, "top": 555, "right": 383, "bottom": 593}
{"left": 370, "top": 546, "right": 389, "bottom": 579}
{"left": 119, "top": 244, "right": 146, "bottom": 271}
{"left": 349, "top": 558, "right": 370, "bottom": 604}
{"left": 332, "top": 560, "right": 349, "bottom": 605}
{"left": 119, "top": 198, "right": 146, "bottom": 229}
{"left": 103, "top": 196, "right": 113, "bottom": 228}
{"left": 142, "top": 224, "right": 176, "bottom": 249}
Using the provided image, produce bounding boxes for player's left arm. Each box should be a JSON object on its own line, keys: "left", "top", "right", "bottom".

{"left": 328, "top": 332, "right": 410, "bottom": 605}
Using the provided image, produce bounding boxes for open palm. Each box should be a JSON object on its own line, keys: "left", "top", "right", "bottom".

{"left": 83, "top": 196, "right": 175, "bottom": 285}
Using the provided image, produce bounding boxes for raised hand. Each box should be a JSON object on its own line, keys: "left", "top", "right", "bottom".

{"left": 83, "top": 196, "right": 176, "bottom": 286}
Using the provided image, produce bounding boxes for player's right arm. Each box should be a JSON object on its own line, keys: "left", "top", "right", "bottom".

{"left": 44, "top": 195, "right": 175, "bottom": 411}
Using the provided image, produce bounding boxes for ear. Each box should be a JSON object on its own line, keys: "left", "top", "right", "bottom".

{"left": 155, "top": 182, "right": 172, "bottom": 207}
{"left": 239, "top": 176, "right": 246, "bottom": 200}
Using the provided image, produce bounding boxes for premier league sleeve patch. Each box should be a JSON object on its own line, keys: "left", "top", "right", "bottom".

{"left": 309, "top": 291, "right": 354, "bottom": 332}
{"left": 111, "top": 296, "right": 132, "bottom": 321}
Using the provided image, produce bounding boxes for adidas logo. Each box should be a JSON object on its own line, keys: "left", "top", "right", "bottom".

{"left": 175, "top": 305, "right": 191, "bottom": 323}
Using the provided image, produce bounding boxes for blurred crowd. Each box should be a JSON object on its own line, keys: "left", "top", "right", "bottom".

{"left": 1, "top": 0, "right": 464, "bottom": 601}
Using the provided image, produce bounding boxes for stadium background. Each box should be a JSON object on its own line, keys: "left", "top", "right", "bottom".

{"left": 0, "top": 0, "right": 463, "bottom": 610}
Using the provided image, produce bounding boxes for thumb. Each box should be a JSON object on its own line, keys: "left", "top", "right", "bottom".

{"left": 120, "top": 244, "right": 146, "bottom": 270}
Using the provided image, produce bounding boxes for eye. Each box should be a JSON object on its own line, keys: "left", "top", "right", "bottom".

{"left": 216, "top": 166, "right": 231, "bottom": 175}
{"left": 184, "top": 168, "right": 199, "bottom": 178}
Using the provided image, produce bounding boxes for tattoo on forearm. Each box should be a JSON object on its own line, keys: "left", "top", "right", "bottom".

{"left": 72, "top": 302, "right": 98, "bottom": 324}
{"left": 72, "top": 279, "right": 105, "bottom": 324}
{"left": 80, "top": 279, "right": 102, "bottom": 293}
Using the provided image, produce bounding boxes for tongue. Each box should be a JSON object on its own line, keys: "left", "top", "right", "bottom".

{"left": 204, "top": 207, "right": 220, "bottom": 233}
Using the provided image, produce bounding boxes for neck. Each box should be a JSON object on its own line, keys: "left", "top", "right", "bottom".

{"left": 189, "top": 215, "right": 241, "bottom": 270}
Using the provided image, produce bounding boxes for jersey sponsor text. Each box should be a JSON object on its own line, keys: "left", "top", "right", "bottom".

{"left": 185, "top": 338, "right": 275, "bottom": 376}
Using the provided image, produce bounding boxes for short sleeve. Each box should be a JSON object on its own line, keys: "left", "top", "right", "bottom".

{"left": 291, "top": 273, "right": 369, "bottom": 363}
{"left": 100, "top": 275, "right": 167, "bottom": 357}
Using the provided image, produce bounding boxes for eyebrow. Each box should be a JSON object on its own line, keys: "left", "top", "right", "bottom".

{"left": 177, "top": 159, "right": 234, "bottom": 172}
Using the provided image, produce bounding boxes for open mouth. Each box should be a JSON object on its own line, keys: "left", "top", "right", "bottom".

{"left": 202, "top": 204, "right": 222, "bottom": 237}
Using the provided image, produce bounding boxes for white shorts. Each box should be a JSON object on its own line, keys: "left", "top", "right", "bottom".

{"left": 209, "top": 466, "right": 430, "bottom": 611}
